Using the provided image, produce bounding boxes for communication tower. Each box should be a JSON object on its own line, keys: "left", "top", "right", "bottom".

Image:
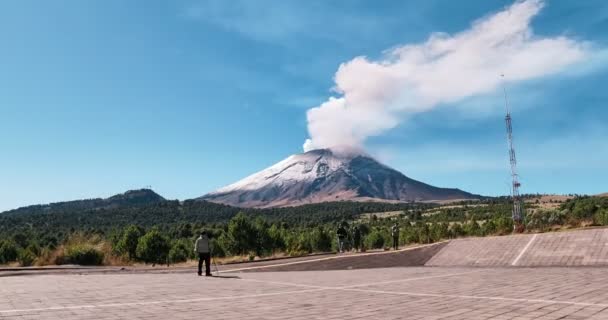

{"left": 501, "top": 75, "right": 524, "bottom": 231}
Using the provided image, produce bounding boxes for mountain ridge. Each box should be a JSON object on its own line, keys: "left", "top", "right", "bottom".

{"left": 2, "top": 189, "right": 165, "bottom": 216}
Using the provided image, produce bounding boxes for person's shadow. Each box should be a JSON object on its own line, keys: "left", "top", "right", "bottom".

{"left": 210, "top": 275, "right": 240, "bottom": 279}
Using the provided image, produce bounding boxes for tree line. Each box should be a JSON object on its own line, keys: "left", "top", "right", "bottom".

{"left": 1, "top": 195, "right": 606, "bottom": 266}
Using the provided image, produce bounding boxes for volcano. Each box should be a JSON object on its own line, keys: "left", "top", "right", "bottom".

{"left": 200, "top": 149, "right": 480, "bottom": 208}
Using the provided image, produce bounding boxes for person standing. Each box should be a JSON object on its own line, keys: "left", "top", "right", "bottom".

{"left": 194, "top": 231, "right": 212, "bottom": 276}
{"left": 353, "top": 226, "right": 361, "bottom": 252}
{"left": 337, "top": 224, "right": 348, "bottom": 253}
{"left": 391, "top": 223, "right": 400, "bottom": 250}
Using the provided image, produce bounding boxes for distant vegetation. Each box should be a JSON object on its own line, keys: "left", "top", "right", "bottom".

{"left": 0, "top": 193, "right": 606, "bottom": 267}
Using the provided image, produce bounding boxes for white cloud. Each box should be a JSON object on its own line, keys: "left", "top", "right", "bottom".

{"left": 304, "top": 0, "right": 591, "bottom": 151}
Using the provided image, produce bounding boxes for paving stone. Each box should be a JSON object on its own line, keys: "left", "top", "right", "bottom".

{"left": 426, "top": 227, "right": 608, "bottom": 267}
{"left": 1, "top": 267, "right": 608, "bottom": 319}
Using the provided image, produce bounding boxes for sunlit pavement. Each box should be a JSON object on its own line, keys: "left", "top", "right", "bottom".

{"left": 2, "top": 266, "right": 608, "bottom": 319}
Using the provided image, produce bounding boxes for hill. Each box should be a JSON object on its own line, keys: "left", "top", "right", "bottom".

{"left": 2, "top": 189, "right": 165, "bottom": 217}
{"left": 0, "top": 196, "right": 434, "bottom": 237}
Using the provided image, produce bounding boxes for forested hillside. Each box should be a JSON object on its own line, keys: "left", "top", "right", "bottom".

{"left": 0, "top": 198, "right": 432, "bottom": 238}
{"left": 1, "top": 192, "right": 605, "bottom": 268}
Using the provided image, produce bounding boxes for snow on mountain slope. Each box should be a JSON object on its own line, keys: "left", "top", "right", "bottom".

{"left": 210, "top": 149, "right": 361, "bottom": 194}
{"left": 201, "top": 148, "right": 480, "bottom": 208}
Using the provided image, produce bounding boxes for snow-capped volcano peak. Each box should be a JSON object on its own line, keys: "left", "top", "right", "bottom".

{"left": 201, "top": 148, "right": 479, "bottom": 208}
{"left": 210, "top": 149, "right": 364, "bottom": 194}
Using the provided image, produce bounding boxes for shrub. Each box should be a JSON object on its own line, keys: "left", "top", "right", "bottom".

{"left": 494, "top": 216, "right": 514, "bottom": 235}
{"left": 527, "top": 209, "right": 565, "bottom": 231}
{"left": 136, "top": 230, "right": 170, "bottom": 265}
{"left": 449, "top": 223, "right": 465, "bottom": 238}
{"left": 463, "top": 219, "right": 481, "bottom": 236}
{"left": 310, "top": 227, "right": 332, "bottom": 252}
{"left": 0, "top": 240, "right": 19, "bottom": 264}
{"left": 168, "top": 239, "right": 191, "bottom": 264}
{"left": 571, "top": 199, "right": 598, "bottom": 220}
{"left": 429, "top": 222, "right": 449, "bottom": 242}
{"left": 26, "top": 243, "right": 41, "bottom": 256}
{"left": 35, "top": 247, "right": 55, "bottom": 266}
{"left": 40, "top": 235, "right": 59, "bottom": 249}
{"left": 63, "top": 244, "right": 105, "bottom": 265}
{"left": 285, "top": 231, "right": 313, "bottom": 255}
{"left": 366, "top": 230, "right": 385, "bottom": 249}
{"left": 417, "top": 223, "right": 431, "bottom": 244}
{"left": 594, "top": 209, "right": 608, "bottom": 226}
{"left": 210, "top": 237, "right": 226, "bottom": 258}
{"left": 18, "top": 249, "right": 36, "bottom": 267}
{"left": 482, "top": 220, "right": 497, "bottom": 236}
{"left": 401, "top": 225, "right": 418, "bottom": 244}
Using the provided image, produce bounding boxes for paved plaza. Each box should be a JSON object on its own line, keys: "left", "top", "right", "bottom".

{"left": 2, "top": 266, "right": 608, "bottom": 319}
{"left": 427, "top": 228, "right": 608, "bottom": 267}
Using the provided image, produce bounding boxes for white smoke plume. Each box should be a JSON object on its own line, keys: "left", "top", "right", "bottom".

{"left": 303, "top": 0, "right": 589, "bottom": 152}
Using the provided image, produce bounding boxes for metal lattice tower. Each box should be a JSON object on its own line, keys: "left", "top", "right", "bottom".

{"left": 501, "top": 75, "right": 524, "bottom": 228}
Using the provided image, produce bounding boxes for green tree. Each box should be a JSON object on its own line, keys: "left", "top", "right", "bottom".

{"left": 572, "top": 199, "right": 598, "bottom": 220}
{"left": 118, "top": 225, "right": 143, "bottom": 260}
{"left": 12, "top": 233, "right": 29, "bottom": 248}
{"left": 210, "top": 237, "right": 226, "bottom": 257}
{"left": 254, "top": 217, "right": 273, "bottom": 257}
{"left": 417, "top": 223, "right": 431, "bottom": 244}
{"left": 225, "top": 213, "right": 258, "bottom": 255}
{"left": 136, "top": 229, "right": 170, "bottom": 265}
{"left": 310, "top": 226, "right": 332, "bottom": 252}
{"left": 358, "top": 223, "right": 370, "bottom": 236}
{"left": 449, "top": 223, "right": 465, "bottom": 238}
{"left": 267, "top": 224, "right": 286, "bottom": 253}
{"left": 177, "top": 223, "right": 194, "bottom": 238}
{"left": 168, "top": 239, "right": 192, "bottom": 264}
{"left": 0, "top": 240, "right": 19, "bottom": 264}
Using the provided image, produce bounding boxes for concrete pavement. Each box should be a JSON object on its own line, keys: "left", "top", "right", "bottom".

{"left": 427, "top": 227, "right": 608, "bottom": 267}
{"left": 2, "top": 266, "right": 608, "bottom": 319}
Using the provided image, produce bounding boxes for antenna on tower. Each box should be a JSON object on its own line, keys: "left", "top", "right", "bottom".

{"left": 501, "top": 74, "right": 524, "bottom": 232}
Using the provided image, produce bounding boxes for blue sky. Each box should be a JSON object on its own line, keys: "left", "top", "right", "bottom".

{"left": 1, "top": 0, "right": 607, "bottom": 211}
